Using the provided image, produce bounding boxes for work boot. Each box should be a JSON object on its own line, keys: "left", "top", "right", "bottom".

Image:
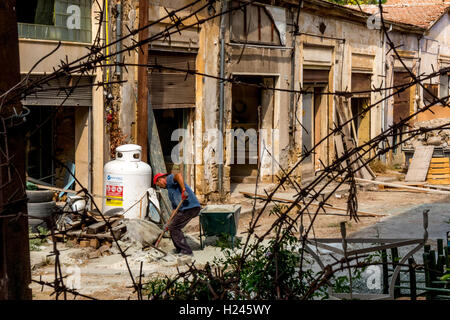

{"left": 177, "top": 251, "right": 194, "bottom": 257}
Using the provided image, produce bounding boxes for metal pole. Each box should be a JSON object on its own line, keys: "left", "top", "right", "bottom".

{"left": 218, "top": 0, "right": 227, "bottom": 199}
{"left": 115, "top": 2, "right": 122, "bottom": 76}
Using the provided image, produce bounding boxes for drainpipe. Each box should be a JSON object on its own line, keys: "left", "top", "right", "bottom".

{"left": 218, "top": 0, "right": 227, "bottom": 198}
{"left": 115, "top": 2, "right": 122, "bottom": 76}
{"left": 290, "top": 9, "right": 296, "bottom": 147}
{"left": 417, "top": 34, "right": 423, "bottom": 115}
{"left": 88, "top": 105, "right": 93, "bottom": 199}
{"left": 381, "top": 24, "right": 392, "bottom": 163}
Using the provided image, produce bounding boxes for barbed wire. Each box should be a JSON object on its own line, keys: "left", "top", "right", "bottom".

{"left": 0, "top": 0, "right": 448, "bottom": 300}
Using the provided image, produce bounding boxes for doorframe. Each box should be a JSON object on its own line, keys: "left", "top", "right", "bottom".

{"left": 227, "top": 72, "right": 280, "bottom": 182}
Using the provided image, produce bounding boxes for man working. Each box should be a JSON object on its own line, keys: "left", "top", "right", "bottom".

{"left": 153, "top": 172, "right": 201, "bottom": 256}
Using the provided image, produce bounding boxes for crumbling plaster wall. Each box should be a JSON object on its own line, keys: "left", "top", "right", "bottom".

{"left": 111, "top": 0, "right": 138, "bottom": 149}
{"left": 296, "top": 10, "right": 384, "bottom": 172}
{"left": 144, "top": 0, "right": 210, "bottom": 202}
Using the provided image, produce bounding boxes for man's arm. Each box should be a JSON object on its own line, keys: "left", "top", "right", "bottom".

{"left": 173, "top": 173, "right": 186, "bottom": 191}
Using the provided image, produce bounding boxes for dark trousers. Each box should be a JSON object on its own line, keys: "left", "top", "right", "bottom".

{"left": 168, "top": 206, "right": 200, "bottom": 254}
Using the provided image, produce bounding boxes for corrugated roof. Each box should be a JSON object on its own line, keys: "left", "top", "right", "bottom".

{"left": 348, "top": 0, "right": 450, "bottom": 29}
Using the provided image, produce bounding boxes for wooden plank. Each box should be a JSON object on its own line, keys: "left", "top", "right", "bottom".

{"left": 424, "top": 184, "right": 450, "bottom": 191}
{"left": 356, "top": 177, "right": 450, "bottom": 194}
{"left": 66, "top": 230, "right": 114, "bottom": 241}
{"left": 334, "top": 97, "right": 375, "bottom": 180}
{"left": 137, "top": 0, "right": 149, "bottom": 162}
{"left": 428, "top": 174, "right": 450, "bottom": 179}
{"left": 428, "top": 169, "right": 450, "bottom": 174}
{"left": 405, "top": 146, "right": 434, "bottom": 182}
{"left": 147, "top": 95, "right": 171, "bottom": 222}
{"left": 428, "top": 179, "right": 450, "bottom": 185}
{"left": 86, "top": 221, "right": 106, "bottom": 235}
{"left": 427, "top": 157, "right": 450, "bottom": 185}
{"left": 430, "top": 158, "right": 449, "bottom": 163}
{"left": 239, "top": 191, "right": 386, "bottom": 217}
{"left": 334, "top": 134, "right": 348, "bottom": 170}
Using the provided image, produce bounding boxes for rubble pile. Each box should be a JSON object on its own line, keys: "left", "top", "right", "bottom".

{"left": 403, "top": 117, "right": 450, "bottom": 149}
{"left": 56, "top": 209, "right": 165, "bottom": 259}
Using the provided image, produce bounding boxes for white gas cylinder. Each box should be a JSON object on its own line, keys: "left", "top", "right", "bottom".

{"left": 102, "top": 144, "right": 152, "bottom": 219}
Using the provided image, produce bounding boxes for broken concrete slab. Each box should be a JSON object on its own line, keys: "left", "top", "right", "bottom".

{"left": 121, "top": 219, "right": 162, "bottom": 247}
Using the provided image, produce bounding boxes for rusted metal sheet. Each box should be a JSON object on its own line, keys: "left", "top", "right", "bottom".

{"left": 230, "top": 1, "right": 282, "bottom": 46}
{"left": 148, "top": 51, "right": 196, "bottom": 109}
{"left": 393, "top": 72, "right": 412, "bottom": 123}
{"left": 303, "top": 69, "right": 329, "bottom": 83}
{"left": 351, "top": 73, "right": 371, "bottom": 94}
{"left": 21, "top": 75, "right": 93, "bottom": 107}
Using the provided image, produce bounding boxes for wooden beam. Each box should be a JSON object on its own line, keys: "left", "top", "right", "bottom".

{"left": 355, "top": 178, "right": 450, "bottom": 195}
{"left": 239, "top": 191, "right": 385, "bottom": 217}
{"left": 137, "top": 0, "right": 149, "bottom": 162}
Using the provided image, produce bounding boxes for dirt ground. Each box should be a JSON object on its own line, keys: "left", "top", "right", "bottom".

{"left": 29, "top": 183, "right": 450, "bottom": 300}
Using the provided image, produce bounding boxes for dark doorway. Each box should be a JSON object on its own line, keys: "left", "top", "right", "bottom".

{"left": 153, "top": 108, "right": 189, "bottom": 175}
{"left": 351, "top": 97, "right": 371, "bottom": 157}
{"left": 302, "top": 68, "right": 329, "bottom": 178}
{"left": 231, "top": 75, "right": 275, "bottom": 183}
{"left": 24, "top": 106, "right": 75, "bottom": 187}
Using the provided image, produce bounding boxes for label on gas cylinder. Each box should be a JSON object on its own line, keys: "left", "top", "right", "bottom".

{"left": 105, "top": 175, "right": 123, "bottom": 206}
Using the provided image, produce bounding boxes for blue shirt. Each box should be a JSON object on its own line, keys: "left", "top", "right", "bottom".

{"left": 166, "top": 174, "right": 200, "bottom": 211}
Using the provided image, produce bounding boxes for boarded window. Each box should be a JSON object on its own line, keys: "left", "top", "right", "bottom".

{"left": 393, "top": 72, "right": 412, "bottom": 123}
{"left": 230, "top": 1, "right": 283, "bottom": 46}
{"left": 351, "top": 73, "right": 371, "bottom": 95}
{"left": 21, "top": 75, "right": 93, "bottom": 107}
{"left": 423, "top": 83, "right": 438, "bottom": 105}
{"left": 148, "top": 50, "right": 196, "bottom": 109}
{"left": 303, "top": 69, "right": 329, "bottom": 84}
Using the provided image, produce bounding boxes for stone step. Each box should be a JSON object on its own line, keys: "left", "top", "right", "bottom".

{"left": 231, "top": 175, "right": 258, "bottom": 183}
{"left": 231, "top": 164, "right": 259, "bottom": 177}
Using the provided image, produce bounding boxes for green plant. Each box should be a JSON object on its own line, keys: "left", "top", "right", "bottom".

{"left": 143, "top": 228, "right": 330, "bottom": 300}
{"left": 215, "top": 232, "right": 241, "bottom": 249}
{"left": 369, "top": 159, "right": 387, "bottom": 174}
{"left": 441, "top": 268, "right": 450, "bottom": 282}
{"left": 331, "top": 251, "right": 381, "bottom": 295}
{"left": 29, "top": 226, "right": 49, "bottom": 251}
{"left": 328, "top": 221, "right": 352, "bottom": 228}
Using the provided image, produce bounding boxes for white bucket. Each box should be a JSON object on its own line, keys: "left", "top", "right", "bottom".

{"left": 67, "top": 195, "right": 86, "bottom": 213}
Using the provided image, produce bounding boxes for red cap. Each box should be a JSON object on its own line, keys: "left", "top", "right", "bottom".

{"left": 153, "top": 173, "right": 167, "bottom": 185}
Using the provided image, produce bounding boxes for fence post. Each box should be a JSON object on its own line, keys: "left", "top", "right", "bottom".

{"left": 429, "top": 250, "right": 437, "bottom": 300}
{"left": 381, "top": 249, "right": 389, "bottom": 295}
{"left": 408, "top": 258, "right": 416, "bottom": 301}
{"left": 391, "top": 247, "right": 400, "bottom": 298}
{"left": 437, "top": 239, "right": 444, "bottom": 256}
{"left": 444, "top": 246, "right": 449, "bottom": 269}
{"left": 423, "top": 252, "right": 431, "bottom": 300}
